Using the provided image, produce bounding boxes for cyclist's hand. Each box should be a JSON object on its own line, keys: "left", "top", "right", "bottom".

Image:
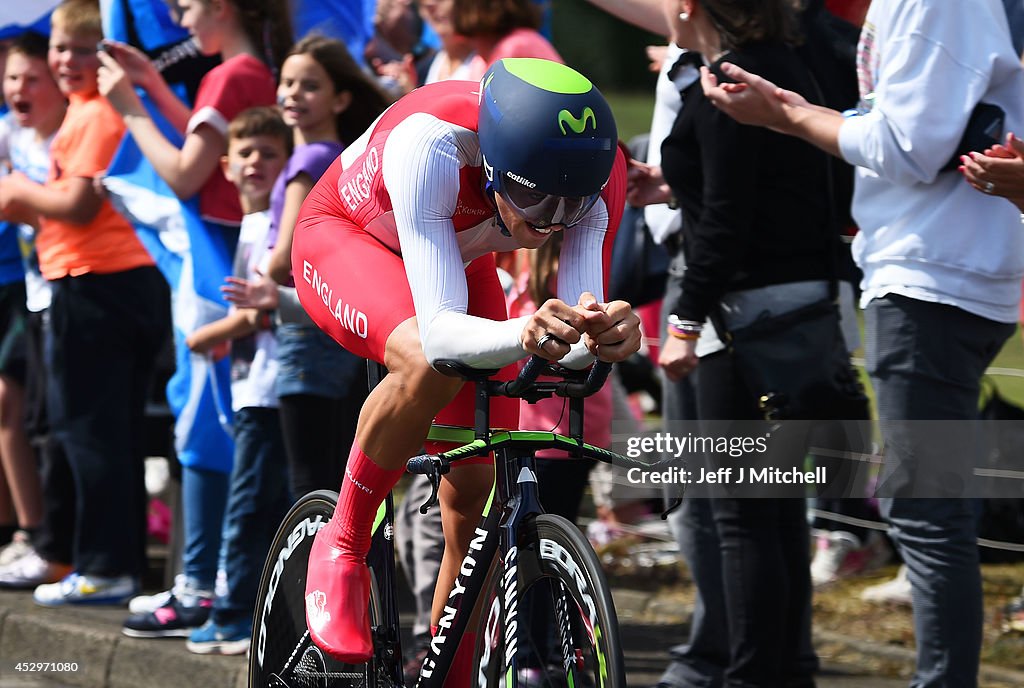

{"left": 581, "top": 300, "right": 642, "bottom": 362}
{"left": 572, "top": 292, "right": 614, "bottom": 331}
{"left": 521, "top": 299, "right": 586, "bottom": 360}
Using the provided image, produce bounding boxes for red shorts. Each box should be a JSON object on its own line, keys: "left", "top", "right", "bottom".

{"left": 292, "top": 214, "right": 519, "bottom": 456}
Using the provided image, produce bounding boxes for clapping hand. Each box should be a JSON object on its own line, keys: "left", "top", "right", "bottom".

{"left": 700, "top": 63, "right": 809, "bottom": 133}
{"left": 960, "top": 132, "right": 1024, "bottom": 210}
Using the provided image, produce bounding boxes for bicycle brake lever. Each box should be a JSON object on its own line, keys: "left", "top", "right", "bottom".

{"left": 419, "top": 474, "right": 441, "bottom": 514}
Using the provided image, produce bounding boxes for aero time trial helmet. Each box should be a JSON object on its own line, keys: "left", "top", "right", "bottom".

{"left": 478, "top": 58, "right": 617, "bottom": 229}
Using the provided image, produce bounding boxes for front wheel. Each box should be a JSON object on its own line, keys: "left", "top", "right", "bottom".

{"left": 249, "top": 490, "right": 385, "bottom": 688}
{"left": 474, "top": 514, "right": 626, "bottom": 688}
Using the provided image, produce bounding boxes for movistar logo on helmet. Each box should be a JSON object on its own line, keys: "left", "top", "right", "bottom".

{"left": 506, "top": 171, "right": 536, "bottom": 188}
{"left": 558, "top": 107, "right": 597, "bottom": 135}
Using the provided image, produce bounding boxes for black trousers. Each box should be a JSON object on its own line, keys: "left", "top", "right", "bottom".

{"left": 47, "top": 267, "right": 170, "bottom": 577}
{"left": 696, "top": 351, "right": 814, "bottom": 688}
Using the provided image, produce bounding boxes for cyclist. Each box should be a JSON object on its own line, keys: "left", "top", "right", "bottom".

{"left": 292, "top": 57, "right": 640, "bottom": 668}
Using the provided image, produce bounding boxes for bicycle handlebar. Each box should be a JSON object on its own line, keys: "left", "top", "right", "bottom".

{"left": 499, "top": 356, "right": 612, "bottom": 399}
{"left": 499, "top": 355, "right": 548, "bottom": 397}
{"left": 406, "top": 454, "right": 449, "bottom": 476}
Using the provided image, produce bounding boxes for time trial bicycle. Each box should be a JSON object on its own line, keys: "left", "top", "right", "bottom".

{"left": 250, "top": 356, "right": 661, "bottom": 688}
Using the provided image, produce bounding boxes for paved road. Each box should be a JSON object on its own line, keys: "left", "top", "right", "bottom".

{"left": 0, "top": 588, "right": 941, "bottom": 688}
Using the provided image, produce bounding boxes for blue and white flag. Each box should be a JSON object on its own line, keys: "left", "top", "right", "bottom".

{"left": 104, "top": 96, "right": 235, "bottom": 474}
{"left": 102, "top": 0, "right": 234, "bottom": 474}
{"left": 0, "top": 2, "right": 59, "bottom": 39}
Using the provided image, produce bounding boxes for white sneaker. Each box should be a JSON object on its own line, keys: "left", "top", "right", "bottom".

{"left": 0, "top": 531, "right": 33, "bottom": 567}
{"left": 860, "top": 565, "right": 912, "bottom": 607}
{"left": 34, "top": 572, "right": 139, "bottom": 607}
{"left": 128, "top": 573, "right": 185, "bottom": 614}
{"left": 0, "top": 549, "right": 72, "bottom": 588}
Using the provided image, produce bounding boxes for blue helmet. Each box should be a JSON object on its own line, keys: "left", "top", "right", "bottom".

{"left": 478, "top": 58, "right": 618, "bottom": 228}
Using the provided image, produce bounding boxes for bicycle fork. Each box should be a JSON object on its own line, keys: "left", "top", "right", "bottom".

{"left": 487, "top": 450, "right": 547, "bottom": 688}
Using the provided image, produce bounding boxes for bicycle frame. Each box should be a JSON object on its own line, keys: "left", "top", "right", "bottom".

{"left": 367, "top": 360, "right": 632, "bottom": 688}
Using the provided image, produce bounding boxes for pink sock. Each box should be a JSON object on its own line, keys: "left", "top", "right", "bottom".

{"left": 322, "top": 441, "right": 405, "bottom": 558}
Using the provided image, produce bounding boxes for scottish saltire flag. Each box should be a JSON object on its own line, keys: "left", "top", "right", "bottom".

{"left": 102, "top": 0, "right": 234, "bottom": 473}
{"left": 0, "top": 2, "right": 59, "bottom": 39}
{"left": 104, "top": 96, "right": 235, "bottom": 474}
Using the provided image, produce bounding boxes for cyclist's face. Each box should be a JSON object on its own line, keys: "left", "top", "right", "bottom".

{"left": 495, "top": 192, "right": 565, "bottom": 249}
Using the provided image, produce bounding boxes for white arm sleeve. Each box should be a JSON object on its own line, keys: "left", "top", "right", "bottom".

{"left": 554, "top": 197, "right": 609, "bottom": 370}
{"left": 382, "top": 114, "right": 529, "bottom": 368}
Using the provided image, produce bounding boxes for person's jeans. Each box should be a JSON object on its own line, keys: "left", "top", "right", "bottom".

{"left": 663, "top": 497, "right": 729, "bottom": 688}
{"left": 659, "top": 261, "right": 819, "bottom": 683}
{"left": 275, "top": 323, "right": 366, "bottom": 498}
{"left": 181, "top": 465, "right": 230, "bottom": 591}
{"left": 865, "top": 295, "right": 1014, "bottom": 688}
{"left": 659, "top": 257, "right": 727, "bottom": 687}
{"left": 213, "top": 406, "right": 291, "bottom": 625}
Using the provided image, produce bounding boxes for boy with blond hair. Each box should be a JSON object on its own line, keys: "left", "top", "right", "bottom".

{"left": 0, "top": 0, "right": 170, "bottom": 606}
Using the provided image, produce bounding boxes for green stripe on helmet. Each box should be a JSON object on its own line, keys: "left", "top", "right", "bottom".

{"left": 501, "top": 58, "right": 593, "bottom": 95}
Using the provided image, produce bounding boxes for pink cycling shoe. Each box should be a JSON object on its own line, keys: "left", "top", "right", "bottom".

{"left": 304, "top": 522, "right": 373, "bottom": 664}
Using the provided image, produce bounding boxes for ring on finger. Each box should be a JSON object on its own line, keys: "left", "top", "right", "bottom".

{"left": 537, "top": 333, "right": 559, "bottom": 350}
{"left": 984, "top": 181, "right": 996, "bottom": 194}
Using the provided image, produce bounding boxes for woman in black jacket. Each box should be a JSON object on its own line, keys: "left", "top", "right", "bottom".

{"left": 658, "top": 1, "right": 831, "bottom": 685}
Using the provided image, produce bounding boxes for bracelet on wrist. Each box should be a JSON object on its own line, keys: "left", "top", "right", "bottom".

{"left": 667, "top": 315, "right": 703, "bottom": 334}
{"left": 667, "top": 326, "right": 700, "bottom": 341}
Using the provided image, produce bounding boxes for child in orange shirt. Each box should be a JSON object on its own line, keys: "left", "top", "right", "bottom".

{"left": 0, "top": 0, "right": 170, "bottom": 606}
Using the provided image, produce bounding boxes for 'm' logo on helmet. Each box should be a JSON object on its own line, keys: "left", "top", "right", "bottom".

{"left": 557, "top": 107, "right": 596, "bottom": 135}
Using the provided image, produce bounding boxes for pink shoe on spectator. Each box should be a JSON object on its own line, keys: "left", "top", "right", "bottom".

{"left": 811, "top": 530, "right": 892, "bottom": 588}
